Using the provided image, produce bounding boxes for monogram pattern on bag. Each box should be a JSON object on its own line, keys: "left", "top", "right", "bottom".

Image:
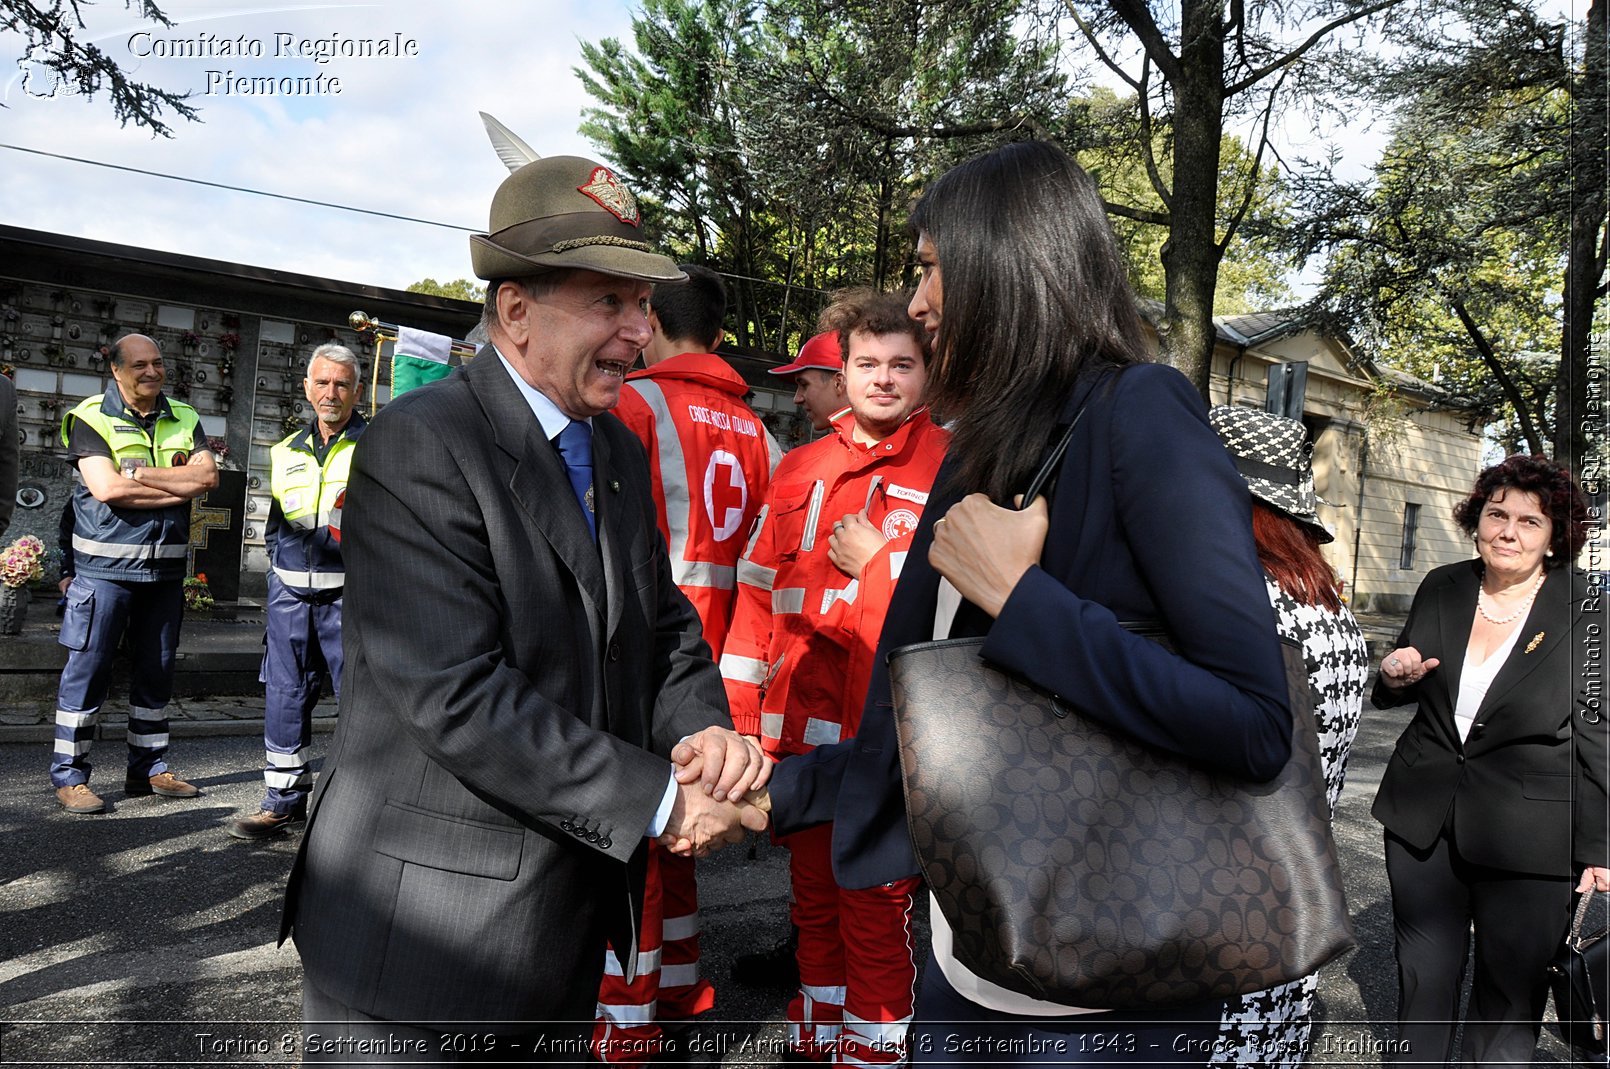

{"left": 892, "top": 637, "right": 1354, "bottom": 1009}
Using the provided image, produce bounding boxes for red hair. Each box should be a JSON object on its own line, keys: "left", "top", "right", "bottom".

{"left": 1251, "top": 502, "right": 1344, "bottom": 612}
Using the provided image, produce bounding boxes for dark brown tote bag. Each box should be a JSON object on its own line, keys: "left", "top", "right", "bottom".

{"left": 889, "top": 408, "right": 1354, "bottom": 1009}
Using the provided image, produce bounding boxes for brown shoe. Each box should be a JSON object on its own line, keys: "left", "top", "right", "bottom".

{"left": 55, "top": 783, "right": 106, "bottom": 814}
{"left": 226, "top": 808, "right": 304, "bottom": 841}
{"left": 125, "top": 770, "right": 199, "bottom": 798}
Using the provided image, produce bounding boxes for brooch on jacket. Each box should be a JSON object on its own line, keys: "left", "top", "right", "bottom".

{"left": 1525, "top": 631, "right": 1545, "bottom": 654}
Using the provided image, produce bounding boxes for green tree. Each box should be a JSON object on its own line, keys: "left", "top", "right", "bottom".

{"left": 1060, "top": 0, "right": 1416, "bottom": 395}
{"left": 1076, "top": 89, "right": 1292, "bottom": 313}
{"left": 1293, "top": 0, "right": 1606, "bottom": 474}
{"left": 2, "top": 0, "right": 198, "bottom": 136}
{"left": 576, "top": 0, "right": 1070, "bottom": 355}
{"left": 406, "top": 278, "right": 487, "bottom": 303}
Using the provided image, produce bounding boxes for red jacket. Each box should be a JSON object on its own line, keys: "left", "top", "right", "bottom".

{"left": 616, "top": 352, "right": 780, "bottom": 658}
{"left": 721, "top": 408, "right": 949, "bottom": 756}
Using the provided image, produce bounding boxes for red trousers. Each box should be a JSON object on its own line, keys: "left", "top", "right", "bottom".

{"left": 594, "top": 844, "right": 714, "bottom": 1066}
{"left": 784, "top": 823, "right": 919, "bottom": 1066}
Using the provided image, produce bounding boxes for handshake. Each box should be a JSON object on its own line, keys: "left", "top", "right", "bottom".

{"left": 659, "top": 727, "right": 773, "bottom": 858}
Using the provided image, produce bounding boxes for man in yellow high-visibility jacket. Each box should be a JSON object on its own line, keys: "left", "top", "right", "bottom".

{"left": 52, "top": 334, "right": 217, "bottom": 814}
{"left": 228, "top": 344, "right": 364, "bottom": 839}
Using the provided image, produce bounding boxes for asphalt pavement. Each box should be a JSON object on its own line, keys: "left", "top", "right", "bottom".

{"left": 0, "top": 701, "right": 1585, "bottom": 1067}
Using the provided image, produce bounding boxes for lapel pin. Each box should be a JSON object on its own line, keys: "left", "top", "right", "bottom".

{"left": 1525, "top": 631, "right": 1545, "bottom": 654}
{"left": 609, "top": 479, "right": 621, "bottom": 493}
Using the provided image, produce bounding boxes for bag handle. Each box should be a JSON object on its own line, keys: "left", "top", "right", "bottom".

{"left": 1568, "top": 888, "right": 1605, "bottom": 950}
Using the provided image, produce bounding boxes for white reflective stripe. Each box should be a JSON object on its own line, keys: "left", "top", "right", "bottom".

{"left": 842, "top": 1014, "right": 913, "bottom": 1045}
{"left": 72, "top": 534, "right": 188, "bottom": 559}
{"left": 662, "top": 912, "right": 699, "bottom": 942}
{"left": 800, "top": 481, "right": 825, "bottom": 553}
{"left": 126, "top": 730, "right": 169, "bottom": 749}
{"left": 266, "top": 749, "right": 310, "bottom": 768}
{"left": 129, "top": 706, "right": 165, "bottom": 723}
{"left": 660, "top": 962, "right": 701, "bottom": 989}
{"left": 676, "top": 560, "right": 736, "bottom": 590}
{"left": 822, "top": 581, "right": 858, "bottom": 613}
{"left": 772, "top": 587, "right": 806, "bottom": 615}
{"left": 629, "top": 380, "right": 697, "bottom": 570}
{"left": 601, "top": 945, "right": 662, "bottom": 977}
{"left": 719, "top": 654, "right": 767, "bottom": 685}
{"left": 265, "top": 769, "right": 308, "bottom": 790}
{"left": 802, "top": 718, "right": 841, "bottom": 747}
{"left": 273, "top": 566, "right": 345, "bottom": 590}
{"left": 742, "top": 504, "right": 770, "bottom": 559}
{"left": 889, "top": 551, "right": 908, "bottom": 580}
{"left": 801, "top": 983, "right": 846, "bottom": 1021}
{"left": 760, "top": 714, "right": 784, "bottom": 741}
{"left": 764, "top": 427, "right": 783, "bottom": 472}
{"left": 738, "top": 558, "right": 777, "bottom": 591}
{"left": 54, "top": 738, "right": 92, "bottom": 757}
{"left": 55, "top": 709, "right": 96, "bottom": 729}
{"left": 595, "top": 1001, "right": 656, "bottom": 1027}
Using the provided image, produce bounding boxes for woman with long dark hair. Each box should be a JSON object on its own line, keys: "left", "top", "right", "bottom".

{"left": 750, "top": 140, "right": 1297, "bottom": 1063}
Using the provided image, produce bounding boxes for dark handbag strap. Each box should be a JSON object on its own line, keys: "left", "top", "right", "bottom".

{"left": 1019, "top": 372, "right": 1110, "bottom": 510}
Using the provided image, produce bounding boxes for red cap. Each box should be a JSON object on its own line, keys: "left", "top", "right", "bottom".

{"left": 767, "top": 331, "right": 842, "bottom": 376}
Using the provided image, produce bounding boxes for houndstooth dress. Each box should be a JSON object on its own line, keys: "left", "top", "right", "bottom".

{"left": 1210, "top": 577, "right": 1368, "bottom": 1069}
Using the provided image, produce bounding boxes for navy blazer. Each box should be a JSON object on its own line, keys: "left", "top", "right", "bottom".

{"left": 1371, "top": 560, "right": 1609, "bottom": 875}
{"left": 769, "top": 364, "right": 1293, "bottom": 889}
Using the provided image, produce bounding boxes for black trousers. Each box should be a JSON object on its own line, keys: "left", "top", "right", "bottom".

{"left": 301, "top": 976, "right": 594, "bottom": 1066}
{"left": 1384, "top": 829, "right": 1574, "bottom": 1067}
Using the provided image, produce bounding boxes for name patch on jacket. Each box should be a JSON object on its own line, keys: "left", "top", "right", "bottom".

{"left": 885, "top": 483, "right": 929, "bottom": 505}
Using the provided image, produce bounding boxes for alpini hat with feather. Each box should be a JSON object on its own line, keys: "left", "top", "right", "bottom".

{"left": 470, "top": 156, "right": 684, "bottom": 284}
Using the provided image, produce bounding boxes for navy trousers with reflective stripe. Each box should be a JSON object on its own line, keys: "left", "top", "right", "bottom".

{"left": 51, "top": 575, "right": 184, "bottom": 787}
{"left": 259, "top": 572, "right": 343, "bottom": 814}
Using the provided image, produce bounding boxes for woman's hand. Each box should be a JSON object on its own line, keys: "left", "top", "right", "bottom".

{"left": 1578, "top": 866, "right": 1610, "bottom": 894}
{"left": 928, "top": 494, "right": 1048, "bottom": 618}
{"left": 1379, "top": 646, "right": 1439, "bottom": 689}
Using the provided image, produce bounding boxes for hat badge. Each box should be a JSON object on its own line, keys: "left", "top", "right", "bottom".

{"left": 577, "top": 167, "right": 640, "bottom": 227}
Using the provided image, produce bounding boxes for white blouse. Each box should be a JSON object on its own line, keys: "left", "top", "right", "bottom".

{"left": 1454, "top": 621, "right": 1527, "bottom": 742}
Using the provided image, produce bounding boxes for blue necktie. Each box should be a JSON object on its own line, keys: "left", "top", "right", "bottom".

{"left": 555, "top": 419, "right": 596, "bottom": 541}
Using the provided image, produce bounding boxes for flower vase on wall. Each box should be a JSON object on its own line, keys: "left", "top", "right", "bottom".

{"left": 0, "top": 585, "right": 31, "bottom": 635}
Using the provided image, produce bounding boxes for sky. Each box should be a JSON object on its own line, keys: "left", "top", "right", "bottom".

{"left": 1, "top": 0, "right": 638, "bottom": 293}
{"left": 0, "top": 1, "right": 1588, "bottom": 301}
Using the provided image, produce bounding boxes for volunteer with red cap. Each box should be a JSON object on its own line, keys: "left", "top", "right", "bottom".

{"left": 722, "top": 290, "right": 949, "bottom": 1066}
{"left": 770, "top": 331, "right": 848, "bottom": 435}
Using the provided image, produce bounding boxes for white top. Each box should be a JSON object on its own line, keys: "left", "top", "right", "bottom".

{"left": 927, "top": 578, "right": 1098, "bottom": 1015}
{"left": 1454, "top": 621, "right": 1527, "bottom": 742}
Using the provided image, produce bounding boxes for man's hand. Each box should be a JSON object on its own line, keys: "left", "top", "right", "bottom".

{"left": 929, "top": 494, "right": 1049, "bottom": 618}
{"left": 671, "top": 726, "right": 770, "bottom": 802}
{"left": 827, "top": 511, "right": 885, "bottom": 578}
{"left": 658, "top": 779, "right": 769, "bottom": 857}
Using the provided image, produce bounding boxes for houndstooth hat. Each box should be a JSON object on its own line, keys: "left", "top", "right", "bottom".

{"left": 1209, "top": 405, "right": 1333, "bottom": 544}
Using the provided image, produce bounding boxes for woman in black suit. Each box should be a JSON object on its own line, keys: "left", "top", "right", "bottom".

{"left": 1373, "top": 454, "right": 1607, "bottom": 1066}
{"left": 739, "top": 140, "right": 1295, "bottom": 1063}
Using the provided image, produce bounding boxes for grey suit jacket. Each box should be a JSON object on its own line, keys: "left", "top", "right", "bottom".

{"left": 281, "top": 353, "right": 729, "bottom": 1023}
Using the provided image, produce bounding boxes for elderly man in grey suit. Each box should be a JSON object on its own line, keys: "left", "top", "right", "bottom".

{"left": 282, "top": 156, "right": 769, "bottom": 1062}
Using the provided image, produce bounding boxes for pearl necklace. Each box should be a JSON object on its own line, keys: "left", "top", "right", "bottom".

{"left": 1478, "top": 570, "right": 1545, "bottom": 625}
